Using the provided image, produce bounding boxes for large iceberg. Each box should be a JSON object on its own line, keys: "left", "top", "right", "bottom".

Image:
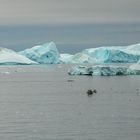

{"left": 0, "top": 48, "right": 37, "bottom": 65}
{"left": 68, "top": 65, "right": 140, "bottom": 76}
{"left": 19, "top": 42, "right": 60, "bottom": 64}
{"left": 83, "top": 47, "right": 140, "bottom": 63}
{"left": 0, "top": 42, "right": 140, "bottom": 65}
{"left": 17, "top": 42, "right": 140, "bottom": 64}
{"left": 61, "top": 43, "right": 140, "bottom": 64}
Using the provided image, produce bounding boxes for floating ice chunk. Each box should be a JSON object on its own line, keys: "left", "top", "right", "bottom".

{"left": 19, "top": 42, "right": 60, "bottom": 64}
{"left": 0, "top": 42, "right": 140, "bottom": 65}
{"left": 69, "top": 65, "right": 128, "bottom": 76}
{"left": 18, "top": 42, "right": 140, "bottom": 64}
{"left": 68, "top": 65, "right": 90, "bottom": 75}
{"left": 64, "top": 43, "right": 140, "bottom": 64}
{"left": 83, "top": 46, "right": 140, "bottom": 63}
{"left": 0, "top": 48, "right": 37, "bottom": 65}
{"left": 69, "top": 65, "right": 140, "bottom": 76}
{"left": 0, "top": 71, "right": 10, "bottom": 74}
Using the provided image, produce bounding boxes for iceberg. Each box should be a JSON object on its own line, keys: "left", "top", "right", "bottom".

{"left": 19, "top": 42, "right": 60, "bottom": 64}
{"left": 0, "top": 48, "right": 37, "bottom": 65}
{"left": 83, "top": 47, "right": 140, "bottom": 63}
{"left": 59, "top": 54, "right": 73, "bottom": 63}
{"left": 63, "top": 43, "right": 140, "bottom": 64}
{"left": 17, "top": 42, "right": 140, "bottom": 64}
{"left": 0, "top": 42, "right": 140, "bottom": 65}
{"left": 68, "top": 65, "right": 92, "bottom": 75}
{"left": 68, "top": 65, "right": 140, "bottom": 76}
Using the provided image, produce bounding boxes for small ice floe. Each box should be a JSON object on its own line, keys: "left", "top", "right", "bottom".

{"left": 68, "top": 65, "right": 140, "bottom": 76}
{"left": 68, "top": 65, "right": 128, "bottom": 76}
{"left": 0, "top": 71, "right": 10, "bottom": 75}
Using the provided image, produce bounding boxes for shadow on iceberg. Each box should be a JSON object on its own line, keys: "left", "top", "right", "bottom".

{"left": 19, "top": 42, "right": 140, "bottom": 64}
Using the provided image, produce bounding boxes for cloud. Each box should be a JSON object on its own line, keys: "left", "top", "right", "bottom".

{"left": 0, "top": 0, "right": 139, "bottom": 25}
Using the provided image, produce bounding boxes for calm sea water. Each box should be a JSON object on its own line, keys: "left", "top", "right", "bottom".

{"left": 0, "top": 64, "right": 140, "bottom": 140}
{"left": 0, "top": 23, "right": 140, "bottom": 53}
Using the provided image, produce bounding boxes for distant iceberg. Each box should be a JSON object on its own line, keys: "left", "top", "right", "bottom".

{"left": 62, "top": 43, "right": 140, "bottom": 64}
{"left": 19, "top": 42, "right": 60, "bottom": 64}
{"left": 68, "top": 65, "right": 140, "bottom": 76}
{"left": 18, "top": 42, "right": 140, "bottom": 64}
{"left": 0, "top": 48, "right": 37, "bottom": 65}
{"left": 0, "top": 42, "right": 140, "bottom": 65}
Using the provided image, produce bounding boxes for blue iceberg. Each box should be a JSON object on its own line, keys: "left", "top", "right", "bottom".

{"left": 17, "top": 42, "right": 140, "bottom": 64}
{"left": 0, "top": 42, "right": 140, "bottom": 65}
{"left": 19, "top": 42, "right": 60, "bottom": 64}
{"left": 62, "top": 43, "right": 140, "bottom": 64}
{"left": 68, "top": 65, "right": 140, "bottom": 76}
{"left": 83, "top": 48, "right": 139, "bottom": 63}
{"left": 84, "top": 44, "right": 140, "bottom": 63}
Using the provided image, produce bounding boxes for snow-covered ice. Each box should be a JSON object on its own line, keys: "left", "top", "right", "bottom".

{"left": 0, "top": 48, "right": 37, "bottom": 65}
{"left": 0, "top": 42, "right": 140, "bottom": 65}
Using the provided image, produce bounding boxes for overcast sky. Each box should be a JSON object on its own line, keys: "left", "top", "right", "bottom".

{"left": 0, "top": 0, "right": 140, "bottom": 25}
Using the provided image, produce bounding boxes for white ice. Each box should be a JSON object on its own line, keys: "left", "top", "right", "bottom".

{"left": 0, "top": 48, "right": 37, "bottom": 65}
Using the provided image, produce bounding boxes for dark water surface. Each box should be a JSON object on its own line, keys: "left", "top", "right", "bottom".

{"left": 0, "top": 65, "right": 140, "bottom": 140}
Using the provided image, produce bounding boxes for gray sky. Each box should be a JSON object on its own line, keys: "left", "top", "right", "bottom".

{"left": 0, "top": 0, "right": 140, "bottom": 25}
